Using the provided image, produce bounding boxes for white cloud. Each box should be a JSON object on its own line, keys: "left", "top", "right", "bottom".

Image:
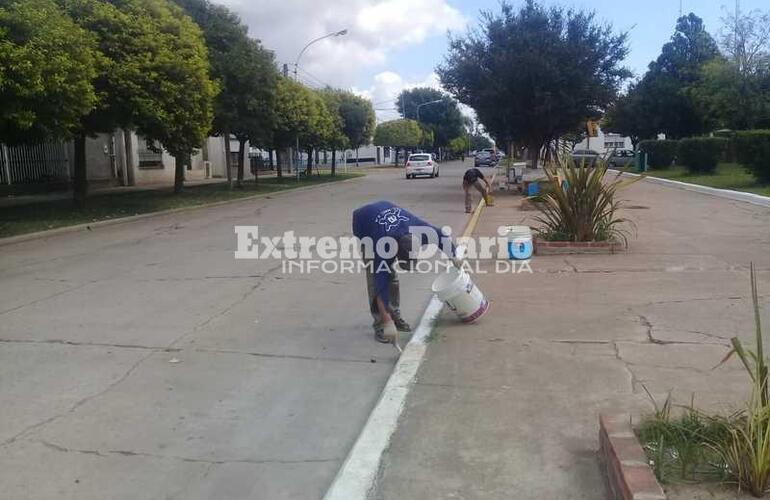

{"left": 353, "top": 71, "right": 476, "bottom": 124}
{"left": 219, "top": 0, "right": 466, "bottom": 88}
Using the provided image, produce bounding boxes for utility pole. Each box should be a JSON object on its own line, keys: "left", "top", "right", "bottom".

{"left": 283, "top": 63, "right": 288, "bottom": 78}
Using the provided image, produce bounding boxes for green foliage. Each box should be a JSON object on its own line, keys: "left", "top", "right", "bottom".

{"left": 66, "top": 0, "right": 216, "bottom": 155}
{"left": 713, "top": 264, "right": 770, "bottom": 496}
{"left": 0, "top": 0, "right": 99, "bottom": 143}
{"left": 272, "top": 78, "right": 316, "bottom": 148}
{"left": 532, "top": 156, "right": 638, "bottom": 243}
{"left": 321, "top": 89, "right": 375, "bottom": 150}
{"left": 692, "top": 59, "right": 770, "bottom": 132}
{"left": 639, "top": 140, "right": 679, "bottom": 169}
{"left": 439, "top": 0, "right": 630, "bottom": 162}
{"left": 175, "top": 0, "right": 277, "bottom": 147}
{"left": 448, "top": 136, "right": 469, "bottom": 155}
{"left": 677, "top": 137, "right": 727, "bottom": 174}
{"left": 637, "top": 391, "right": 730, "bottom": 483}
{"left": 632, "top": 14, "right": 722, "bottom": 140}
{"left": 469, "top": 134, "right": 493, "bottom": 151}
{"left": 396, "top": 87, "right": 464, "bottom": 148}
{"left": 604, "top": 81, "right": 659, "bottom": 146}
{"left": 373, "top": 119, "right": 422, "bottom": 148}
{"left": 735, "top": 130, "right": 770, "bottom": 183}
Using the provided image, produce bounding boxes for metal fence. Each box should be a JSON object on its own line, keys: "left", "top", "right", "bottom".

{"left": 0, "top": 142, "right": 70, "bottom": 185}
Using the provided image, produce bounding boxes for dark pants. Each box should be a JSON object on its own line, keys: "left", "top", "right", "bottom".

{"left": 364, "top": 259, "right": 402, "bottom": 332}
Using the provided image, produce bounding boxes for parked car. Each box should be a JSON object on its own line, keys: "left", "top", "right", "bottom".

{"left": 405, "top": 153, "right": 439, "bottom": 179}
{"left": 474, "top": 150, "right": 496, "bottom": 167}
{"left": 570, "top": 149, "right": 600, "bottom": 167}
{"left": 607, "top": 149, "right": 635, "bottom": 169}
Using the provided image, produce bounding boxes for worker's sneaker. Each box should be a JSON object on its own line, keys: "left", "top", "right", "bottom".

{"left": 374, "top": 327, "right": 396, "bottom": 344}
{"left": 392, "top": 316, "right": 412, "bottom": 333}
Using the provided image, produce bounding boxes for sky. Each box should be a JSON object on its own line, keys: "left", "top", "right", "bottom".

{"left": 222, "top": 0, "right": 767, "bottom": 122}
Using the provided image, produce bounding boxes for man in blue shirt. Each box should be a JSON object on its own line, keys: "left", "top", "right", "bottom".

{"left": 353, "top": 201, "right": 455, "bottom": 343}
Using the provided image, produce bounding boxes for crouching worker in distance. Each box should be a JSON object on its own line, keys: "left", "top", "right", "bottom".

{"left": 352, "top": 201, "right": 456, "bottom": 344}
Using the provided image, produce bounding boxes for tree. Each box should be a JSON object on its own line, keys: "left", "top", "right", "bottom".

{"left": 175, "top": 0, "right": 277, "bottom": 187}
{"left": 65, "top": 0, "right": 216, "bottom": 203}
{"left": 603, "top": 80, "right": 659, "bottom": 147}
{"left": 373, "top": 119, "right": 423, "bottom": 165}
{"left": 439, "top": 0, "right": 630, "bottom": 167}
{"left": 396, "top": 87, "right": 464, "bottom": 154}
{"left": 273, "top": 78, "right": 316, "bottom": 177}
{"left": 638, "top": 14, "right": 722, "bottom": 139}
{"left": 301, "top": 89, "right": 336, "bottom": 176}
{"left": 319, "top": 91, "right": 346, "bottom": 175}
{"left": 690, "top": 8, "right": 770, "bottom": 131}
{"left": 469, "top": 134, "right": 493, "bottom": 151}
{"left": 448, "top": 136, "right": 469, "bottom": 159}
{"left": 337, "top": 91, "right": 375, "bottom": 168}
{"left": 0, "top": 0, "right": 99, "bottom": 145}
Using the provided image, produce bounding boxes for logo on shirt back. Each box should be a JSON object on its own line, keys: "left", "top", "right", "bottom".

{"left": 375, "top": 207, "right": 409, "bottom": 232}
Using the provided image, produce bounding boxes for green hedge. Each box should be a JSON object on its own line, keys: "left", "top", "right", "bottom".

{"left": 677, "top": 137, "right": 727, "bottom": 174}
{"left": 735, "top": 130, "right": 770, "bottom": 183}
{"left": 638, "top": 140, "right": 678, "bottom": 169}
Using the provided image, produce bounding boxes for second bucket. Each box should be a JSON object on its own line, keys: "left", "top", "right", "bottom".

{"left": 431, "top": 267, "right": 489, "bottom": 323}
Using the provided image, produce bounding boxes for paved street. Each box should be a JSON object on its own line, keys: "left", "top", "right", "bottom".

{"left": 0, "top": 161, "right": 472, "bottom": 500}
{"left": 375, "top": 178, "right": 770, "bottom": 499}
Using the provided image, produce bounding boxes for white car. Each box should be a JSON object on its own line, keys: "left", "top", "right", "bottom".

{"left": 405, "top": 153, "right": 439, "bottom": 179}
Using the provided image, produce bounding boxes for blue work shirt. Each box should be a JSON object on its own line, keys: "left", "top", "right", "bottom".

{"left": 352, "top": 201, "right": 454, "bottom": 307}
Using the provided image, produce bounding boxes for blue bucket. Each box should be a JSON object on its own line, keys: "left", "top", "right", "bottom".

{"left": 508, "top": 237, "right": 533, "bottom": 260}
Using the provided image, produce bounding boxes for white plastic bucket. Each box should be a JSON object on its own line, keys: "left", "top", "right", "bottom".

{"left": 431, "top": 268, "right": 489, "bottom": 323}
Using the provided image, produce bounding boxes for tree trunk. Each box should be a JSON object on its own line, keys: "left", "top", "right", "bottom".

{"left": 276, "top": 149, "right": 283, "bottom": 178}
{"left": 393, "top": 147, "right": 399, "bottom": 166}
{"left": 268, "top": 149, "right": 274, "bottom": 170}
{"left": 306, "top": 147, "right": 313, "bottom": 176}
{"left": 73, "top": 132, "right": 88, "bottom": 208}
{"left": 331, "top": 150, "right": 336, "bottom": 176}
{"left": 315, "top": 150, "right": 320, "bottom": 175}
{"left": 236, "top": 138, "right": 246, "bottom": 188}
{"left": 355, "top": 148, "right": 359, "bottom": 167}
{"left": 224, "top": 134, "right": 233, "bottom": 189}
{"left": 173, "top": 154, "right": 185, "bottom": 194}
{"left": 528, "top": 141, "right": 541, "bottom": 169}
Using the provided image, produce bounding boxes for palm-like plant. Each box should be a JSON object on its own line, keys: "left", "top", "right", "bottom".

{"left": 532, "top": 154, "right": 639, "bottom": 244}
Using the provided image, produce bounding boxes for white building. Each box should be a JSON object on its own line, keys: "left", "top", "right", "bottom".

{"left": 573, "top": 127, "right": 633, "bottom": 154}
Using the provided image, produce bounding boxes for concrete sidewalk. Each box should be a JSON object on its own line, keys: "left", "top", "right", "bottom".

{"left": 375, "top": 179, "right": 770, "bottom": 498}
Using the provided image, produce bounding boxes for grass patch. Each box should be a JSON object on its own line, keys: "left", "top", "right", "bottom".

{"left": 646, "top": 163, "right": 770, "bottom": 197}
{"left": 0, "top": 173, "right": 362, "bottom": 238}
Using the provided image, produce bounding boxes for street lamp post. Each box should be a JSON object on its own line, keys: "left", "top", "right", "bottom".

{"left": 292, "top": 29, "right": 347, "bottom": 179}
{"left": 415, "top": 99, "right": 443, "bottom": 122}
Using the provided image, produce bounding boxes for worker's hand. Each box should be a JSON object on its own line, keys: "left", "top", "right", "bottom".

{"left": 381, "top": 321, "right": 399, "bottom": 347}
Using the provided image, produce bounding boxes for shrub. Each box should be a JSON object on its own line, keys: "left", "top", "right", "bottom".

{"left": 735, "top": 130, "right": 770, "bottom": 183}
{"left": 639, "top": 140, "right": 679, "bottom": 169}
{"left": 532, "top": 156, "right": 638, "bottom": 243}
{"left": 677, "top": 137, "right": 728, "bottom": 174}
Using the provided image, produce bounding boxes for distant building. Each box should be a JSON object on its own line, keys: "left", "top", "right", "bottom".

{"left": 573, "top": 127, "right": 633, "bottom": 154}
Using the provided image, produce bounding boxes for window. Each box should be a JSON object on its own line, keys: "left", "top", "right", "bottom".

{"left": 137, "top": 139, "right": 163, "bottom": 169}
{"left": 409, "top": 154, "right": 431, "bottom": 161}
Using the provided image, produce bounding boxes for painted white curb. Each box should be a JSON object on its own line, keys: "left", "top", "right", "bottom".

{"left": 611, "top": 169, "right": 770, "bottom": 208}
{"left": 323, "top": 173, "right": 494, "bottom": 499}
{"left": 323, "top": 295, "right": 444, "bottom": 500}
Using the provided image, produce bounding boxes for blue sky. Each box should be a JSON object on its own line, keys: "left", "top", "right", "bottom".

{"left": 379, "top": 0, "right": 765, "bottom": 87}
{"left": 229, "top": 0, "right": 767, "bottom": 121}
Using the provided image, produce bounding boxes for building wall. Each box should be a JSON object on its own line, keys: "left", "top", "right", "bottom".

{"left": 85, "top": 133, "right": 118, "bottom": 185}
{"left": 573, "top": 128, "right": 633, "bottom": 154}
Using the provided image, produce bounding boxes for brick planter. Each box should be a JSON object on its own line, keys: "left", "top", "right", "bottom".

{"left": 599, "top": 414, "right": 665, "bottom": 500}
{"left": 534, "top": 238, "right": 625, "bottom": 255}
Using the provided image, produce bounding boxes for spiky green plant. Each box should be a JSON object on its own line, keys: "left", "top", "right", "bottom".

{"left": 532, "top": 154, "right": 639, "bottom": 244}
{"left": 713, "top": 264, "right": 770, "bottom": 496}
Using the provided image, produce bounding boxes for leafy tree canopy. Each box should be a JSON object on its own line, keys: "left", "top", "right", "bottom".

{"left": 439, "top": 0, "right": 630, "bottom": 162}
{"left": 396, "top": 87, "right": 464, "bottom": 148}
{"left": 0, "top": 0, "right": 99, "bottom": 144}
{"left": 373, "top": 119, "right": 422, "bottom": 148}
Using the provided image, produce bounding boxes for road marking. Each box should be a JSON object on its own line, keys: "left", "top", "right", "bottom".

{"left": 323, "top": 171, "right": 494, "bottom": 500}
